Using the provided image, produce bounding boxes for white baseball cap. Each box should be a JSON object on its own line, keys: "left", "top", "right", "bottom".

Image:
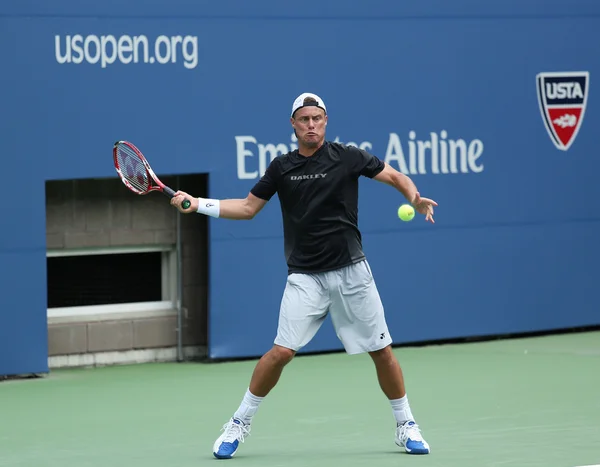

{"left": 291, "top": 92, "right": 327, "bottom": 117}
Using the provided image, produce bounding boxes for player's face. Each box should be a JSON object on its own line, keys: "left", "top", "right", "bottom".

{"left": 291, "top": 107, "right": 327, "bottom": 149}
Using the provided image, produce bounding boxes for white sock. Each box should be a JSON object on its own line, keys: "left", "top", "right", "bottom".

{"left": 390, "top": 395, "right": 414, "bottom": 425}
{"left": 233, "top": 388, "right": 264, "bottom": 425}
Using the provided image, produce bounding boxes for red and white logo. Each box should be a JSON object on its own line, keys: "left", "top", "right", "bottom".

{"left": 536, "top": 71, "right": 589, "bottom": 151}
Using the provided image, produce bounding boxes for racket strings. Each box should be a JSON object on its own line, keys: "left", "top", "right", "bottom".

{"left": 116, "top": 145, "right": 150, "bottom": 193}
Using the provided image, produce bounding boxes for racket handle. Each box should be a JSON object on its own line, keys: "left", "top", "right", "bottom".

{"left": 164, "top": 187, "right": 191, "bottom": 210}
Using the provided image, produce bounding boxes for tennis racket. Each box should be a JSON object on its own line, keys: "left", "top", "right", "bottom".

{"left": 113, "top": 140, "right": 191, "bottom": 210}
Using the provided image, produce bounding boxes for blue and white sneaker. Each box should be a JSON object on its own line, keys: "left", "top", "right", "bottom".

{"left": 395, "top": 421, "right": 430, "bottom": 454}
{"left": 213, "top": 418, "right": 251, "bottom": 459}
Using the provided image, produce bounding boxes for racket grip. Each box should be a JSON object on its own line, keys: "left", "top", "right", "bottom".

{"left": 164, "top": 187, "right": 191, "bottom": 210}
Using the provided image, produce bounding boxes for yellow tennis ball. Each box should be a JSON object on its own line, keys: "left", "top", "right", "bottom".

{"left": 398, "top": 204, "right": 415, "bottom": 221}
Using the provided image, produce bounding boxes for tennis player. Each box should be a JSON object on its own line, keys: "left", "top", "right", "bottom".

{"left": 171, "top": 92, "right": 437, "bottom": 459}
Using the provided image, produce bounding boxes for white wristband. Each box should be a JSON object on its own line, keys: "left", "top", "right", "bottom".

{"left": 196, "top": 198, "right": 220, "bottom": 218}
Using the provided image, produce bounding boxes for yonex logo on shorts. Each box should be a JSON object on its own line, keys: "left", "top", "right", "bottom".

{"left": 290, "top": 174, "right": 327, "bottom": 181}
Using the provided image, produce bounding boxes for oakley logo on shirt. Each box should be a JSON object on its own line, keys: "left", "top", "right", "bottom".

{"left": 290, "top": 173, "right": 327, "bottom": 181}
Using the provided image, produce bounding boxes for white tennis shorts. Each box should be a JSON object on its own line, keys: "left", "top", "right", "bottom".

{"left": 274, "top": 259, "right": 393, "bottom": 355}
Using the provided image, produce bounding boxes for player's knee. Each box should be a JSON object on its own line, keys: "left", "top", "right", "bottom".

{"left": 270, "top": 345, "right": 296, "bottom": 365}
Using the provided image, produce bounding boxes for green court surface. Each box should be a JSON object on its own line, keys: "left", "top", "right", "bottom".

{"left": 1, "top": 331, "right": 599, "bottom": 467}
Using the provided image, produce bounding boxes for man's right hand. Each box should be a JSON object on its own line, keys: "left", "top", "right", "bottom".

{"left": 170, "top": 190, "right": 198, "bottom": 213}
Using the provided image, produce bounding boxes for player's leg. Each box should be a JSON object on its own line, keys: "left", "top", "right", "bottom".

{"left": 328, "top": 260, "right": 430, "bottom": 455}
{"left": 368, "top": 346, "right": 429, "bottom": 454}
{"left": 213, "top": 272, "right": 330, "bottom": 459}
{"left": 247, "top": 344, "right": 296, "bottom": 398}
{"left": 242, "top": 271, "right": 330, "bottom": 405}
{"left": 369, "top": 345, "right": 406, "bottom": 401}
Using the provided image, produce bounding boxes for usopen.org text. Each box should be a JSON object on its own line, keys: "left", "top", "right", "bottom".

{"left": 55, "top": 34, "right": 198, "bottom": 69}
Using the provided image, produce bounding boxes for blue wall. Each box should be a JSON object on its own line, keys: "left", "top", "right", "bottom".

{"left": 1, "top": 0, "right": 599, "bottom": 373}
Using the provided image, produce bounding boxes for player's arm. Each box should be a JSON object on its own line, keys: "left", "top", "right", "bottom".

{"left": 372, "top": 162, "right": 438, "bottom": 223}
{"left": 219, "top": 194, "right": 267, "bottom": 220}
{"left": 352, "top": 146, "right": 419, "bottom": 203}
{"left": 170, "top": 191, "right": 267, "bottom": 220}
{"left": 352, "top": 146, "right": 437, "bottom": 222}
{"left": 170, "top": 159, "right": 278, "bottom": 219}
{"left": 373, "top": 162, "right": 419, "bottom": 203}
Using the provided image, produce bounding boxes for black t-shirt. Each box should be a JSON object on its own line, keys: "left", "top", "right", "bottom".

{"left": 250, "top": 141, "right": 385, "bottom": 274}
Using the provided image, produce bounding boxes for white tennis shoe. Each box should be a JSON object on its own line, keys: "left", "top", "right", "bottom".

{"left": 395, "top": 420, "right": 430, "bottom": 454}
{"left": 212, "top": 418, "right": 251, "bottom": 459}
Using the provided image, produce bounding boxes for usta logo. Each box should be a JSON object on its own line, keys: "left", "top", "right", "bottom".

{"left": 546, "top": 82, "right": 584, "bottom": 100}
{"left": 536, "top": 71, "right": 590, "bottom": 151}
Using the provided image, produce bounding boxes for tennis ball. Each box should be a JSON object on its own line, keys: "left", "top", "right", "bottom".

{"left": 398, "top": 204, "right": 415, "bottom": 221}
